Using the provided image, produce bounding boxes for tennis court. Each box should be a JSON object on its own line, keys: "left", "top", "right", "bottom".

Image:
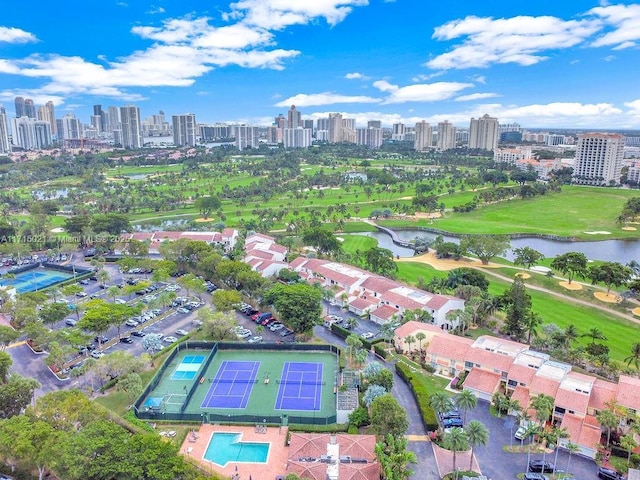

{"left": 171, "top": 355, "right": 206, "bottom": 381}
{"left": 201, "top": 361, "right": 260, "bottom": 409}
{"left": 275, "top": 362, "right": 323, "bottom": 411}
{"left": 0, "top": 268, "right": 74, "bottom": 293}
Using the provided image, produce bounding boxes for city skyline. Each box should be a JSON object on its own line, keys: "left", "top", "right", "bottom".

{"left": 1, "top": 1, "right": 640, "bottom": 128}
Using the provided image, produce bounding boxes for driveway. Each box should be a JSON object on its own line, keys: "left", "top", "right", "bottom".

{"left": 467, "top": 400, "right": 601, "bottom": 479}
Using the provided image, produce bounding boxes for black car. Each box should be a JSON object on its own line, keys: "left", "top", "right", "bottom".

{"left": 528, "top": 460, "right": 554, "bottom": 473}
{"left": 89, "top": 275, "right": 98, "bottom": 281}
{"left": 598, "top": 467, "right": 624, "bottom": 480}
{"left": 94, "top": 335, "right": 109, "bottom": 344}
{"left": 443, "top": 417, "right": 463, "bottom": 428}
{"left": 119, "top": 336, "right": 134, "bottom": 344}
{"left": 279, "top": 329, "right": 294, "bottom": 337}
{"left": 131, "top": 330, "right": 146, "bottom": 337}
{"left": 245, "top": 308, "right": 259, "bottom": 316}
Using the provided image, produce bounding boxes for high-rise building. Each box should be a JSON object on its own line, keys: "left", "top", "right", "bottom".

{"left": 367, "top": 120, "right": 382, "bottom": 129}
{"left": 283, "top": 127, "right": 312, "bottom": 149}
{"left": 469, "top": 114, "right": 499, "bottom": 151}
{"left": 120, "top": 105, "right": 144, "bottom": 149}
{"left": 93, "top": 105, "right": 105, "bottom": 133}
{"left": 11, "top": 117, "right": 51, "bottom": 150}
{"left": 436, "top": 121, "right": 456, "bottom": 151}
{"left": 274, "top": 114, "right": 285, "bottom": 129}
{"left": 573, "top": 133, "right": 625, "bottom": 186}
{"left": 317, "top": 118, "right": 330, "bottom": 131}
{"left": 37, "top": 101, "right": 56, "bottom": 135}
{"left": 107, "top": 106, "right": 121, "bottom": 133}
{"left": 172, "top": 114, "right": 197, "bottom": 147}
{"left": 303, "top": 119, "right": 314, "bottom": 130}
{"left": 328, "top": 113, "right": 343, "bottom": 143}
{"left": 56, "top": 113, "right": 83, "bottom": 141}
{"left": 14, "top": 97, "right": 25, "bottom": 118}
{"left": 414, "top": 121, "right": 433, "bottom": 151}
{"left": 287, "top": 105, "right": 302, "bottom": 129}
{"left": 0, "top": 106, "right": 11, "bottom": 154}
{"left": 143, "top": 110, "right": 170, "bottom": 136}
{"left": 356, "top": 127, "right": 383, "bottom": 148}
{"left": 24, "top": 99, "right": 36, "bottom": 119}
{"left": 235, "top": 125, "right": 258, "bottom": 150}
{"left": 392, "top": 123, "right": 405, "bottom": 141}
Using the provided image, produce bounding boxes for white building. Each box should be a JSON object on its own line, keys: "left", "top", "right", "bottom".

{"left": 494, "top": 146, "right": 533, "bottom": 164}
{"left": 414, "top": 121, "right": 433, "bottom": 151}
{"left": 120, "top": 105, "right": 144, "bottom": 149}
{"left": 436, "top": 121, "right": 456, "bottom": 151}
{"left": 172, "top": 114, "right": 197, "bottom": 147}
{"left": 283, "top": 127, "right": 312, "bottom": 149}
{"left": 469, "top": 114, "right": 499, "bottom": 151}
{"left": 0, "top": 107, "right": 10, "bottom": 154}
{"left": 11, "top": 117, "right": 52, "bottom": 150}
{"left": 573, "top": 133, "right": 625, "bottom": 186}
{"left": 235, "top": 125, "right": 259, "bottom": 150}
{"left": 356, "top": 127, "right": 383, "bottom": 148}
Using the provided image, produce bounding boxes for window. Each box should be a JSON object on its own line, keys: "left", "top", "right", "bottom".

{"left": 465, "top": 361, "right": 473, "bottom": 370}
{"left": 508, "top": 379, "right": 517, "bottom": 388}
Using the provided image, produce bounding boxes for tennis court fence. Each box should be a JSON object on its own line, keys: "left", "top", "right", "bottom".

{"left": 275, "top": 380, "right": 326, "bottom": 385}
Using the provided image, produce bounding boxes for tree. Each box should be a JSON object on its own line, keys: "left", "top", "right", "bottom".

{"left": 624, "top": 342, "right": 640, "bottom": 369}
{"left": 403, "top": 334, "right": 415, "bottom": 353}
{"left": 530, "top": 394, "right": 554, "bottom": 428}
{"left": 597, "top": 409, "right": 619, "bottom": 448}
{"left": 38, "top": 302, "right": 69, "bottom": 327}
{"left": 262, "top": 283, "right": 322, "bottom": 334}
{"left": 460, "top": 234, "right": 510, "bottom": 265}
{"left": 375, "top": 434, "right": 417, "bottom": 480}
{"left": 465, "top": 420, "right": 489, "bottom": 471}
{"left": 620, "top": 433, "right": 638, "bottom": 466}
{"left": 430, "top": 391, "right": 454, "bottom": 415}
{"left": 415, "top": 332, "right": 426, "bottom": 353}
{"left": 445, "top": 268, "right": 489, "bottom": 291}
{"left": 363, "top": 385, "right": 387, "bottom": 407}
{"left": 117, "top": 372, "right": 144, "bottom": 403}
{"left": 302, "top": 227, "right": 342, "bottom": 257}
{"left": 501, "top": 277, "right": 531, "bottom": 340}
{"left": 550, "top": 252, "right": 588, "bottom": 284}
{"left": 210, "top": 289, "right": 241, "bottom": 312}
{"left": 442, "top": 427, "right": 469, "bottom": 475}
{"left": 370, "top": 394, "right": 409, "bottom": 437}
{"left": 491, "top": 392, "right": 509, "bottom": 417}
{"left": 523, "top": 311, "right": 543, "bottom": 344}
{"left": 346, "top": 334, "right": 364, "bottom": 368}
{"left": 0, "top": 325, "right": 19, "bottom": 350}
{"left": 588, "top": 262, "right": 632, "bottom": 294}
{"left": 0, "top": 351, "right": 11, "bottom": 383}
{"left": 363, "top": 247, "right": 398, "bottom": 278}
{"left": 0, "top": 374, "right": 40, "bottom": 419}
{"left": 456, "top": 390, "right": 478, "bottom": 424}
{"left": 142, "top": 334, "right": 163, "bottom": 354}
{"left": 198, "top": 309, "right": 237, "bottom": 341}
{"left": 194, "top": 195, "right": 221, "bottom": 219}
{"left": 582, "top": 327, "right": 607, "bottom": 346}
{"left": 564, "top": 441, "right": 580, "bottom": 475}
{"left": 513, "top": 247, "right": 544, "bottom": 271}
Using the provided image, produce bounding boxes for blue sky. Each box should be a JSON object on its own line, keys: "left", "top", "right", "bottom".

{"left": 1, "top": 0, "right": 640, "bottom": 129}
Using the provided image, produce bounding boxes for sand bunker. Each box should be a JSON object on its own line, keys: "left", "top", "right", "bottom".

{"left": 559, "top": 281, "right": 582, "bottom": 291}
{"left": 411, "top": 212, "right": 442, "bottom": 219}
{"left": 396, "top": 251, "right": 499, "bottom": 271}
{"left": 194, "top": 217, "right": 215, "bottom": 223}
{"left": 50, "top": 227, "right": 65, "bottom": 233}
{"left": 594, "top": 292, "right": 619, "bottom": 303}
{"left": 515, "top": 272, "right": 531, "bottom": 279}
{"left": 633, "top": 308, "right": 640, "bottom": 317}
{"left": 584, "top": 231, "right": 611, "bottom": 235}
{"left": 399, "top": 196, "right": 414, "bottom": 200}
{"left": 622, "top": 227, "right": 637, "bottom": 231}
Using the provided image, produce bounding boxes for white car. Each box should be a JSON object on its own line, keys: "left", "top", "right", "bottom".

{"left": 360, "top": 332, "right": 375, "bottom": 340}
{"left": 176, "top": 307, "right": 190, "bottom": 314}
{"left": 515, "top": 426, "right": 528, "bottom": 440}
{"left": 247, "top": 336, "right": 263, "bottom": 344}
{"left": 175, "top": 329, "right": 189, "bottom": 336}
{"left": 125, "top": 319, "right": 139, "bottom": 327}
{"left": 163, "top": 336, "right": 178, "bottom": 344}
{"left": 91, "top": 351, "right": 105, "bottom": 359}
{"left": 237, "top": 330, "right": 252, "bottom": 339}
{"left": 115, "top": 299, "right": 127, "bottom": 305}
{"left": 270, "top": 323, "right": 285, "bottom": 331}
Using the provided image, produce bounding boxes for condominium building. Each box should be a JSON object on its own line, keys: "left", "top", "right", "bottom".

{"left": 286, "top": 105, "right": 302, "bottom": 129}
{"left": 106, "top": 106, "right": 121, "bottom": 133}
{"left": 436, "top": 121, "right": 456, "bottom": 151}
{"left": 493, "top": 146, "right": 533, "bottom": 164}
{"left": 328, "top": 113, "right": 343, "bottom": 143}
{"left": 367, "top": 120, "right": 382, "bottom": 129}
{"left": 235, "top": 125, "right": 259, "bottom": 150}
{"left": 392, "top": 123, "right": 405, "bottom": 141}
{"left": 283, "top": 127, "right": 312, "bottom": 148}
{"left": 414, "top": 121, "right": 433, "bottom": 151}
{"left": 56, "top": 113, "right": 83, "bottom": 141}
{"left": 120, "top": 105, "right": 144, "bottom": 149}
{"left": 0, "top": 106, "right": 11, "bottom": 154}
{"left": 37, "top": 101, "right": 56, "bottom": 135}
{"left": 172, "top": 113, "right": 197, "bottom": 147}
{"left": 573, "top": 133, "right": 625, "bottom": 186}
{"left": 355, "top": 127, "right": 383, "bottom": 148}
{"left": 11, "top": 117, "right": 52, "bottom": 150}
{"left": 469, "top": 114, "right": 499, "bottom": 151}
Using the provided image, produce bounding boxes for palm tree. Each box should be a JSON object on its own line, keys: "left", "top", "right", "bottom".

{"left": 525, "top": 424, "right": 541, "bottom": 470}
{"left": 549, "top": 426, "right": 569, "bottom": 474}
{"left": 564, "top": 441, "right": 580, "bottom": 475}
{"left": 429, "top": 392, "right": 454, "bottom": 415}
{"left": 581, "top": 327, "right": 607, "bottom": 346}
{"left": 415, "top": 332, "right": 426, "bottom": 353}
{"left": 596, "top": 409, "right": 619, "bottom": 448}
{"left": 491, "top": 392, "right": 508, "bottom": 417}
{"left": 562, "top": 324, "right": 579, "bottom": 349}
{"left": 523, "top": 311, "right": 543, "bottom": 344}
{"left": 624, "top": 342, "right": 640, "bottom": 369}
{"left": 530, "top": 394, "right": 554, "bottom": 428}
{"left": 620, "top": 433, "right": 638, "bottom": 466}
{"left": 465, "top": 420, "right": 489, "bottom": 471}
{"left": 442, "top": 427, "right": 469, "bottom": 475}
{"left": 456, "top": 390, "right": 477, "bottom": 424}
{"left": 404, "top": 334, "right": 415, "bottom": 354}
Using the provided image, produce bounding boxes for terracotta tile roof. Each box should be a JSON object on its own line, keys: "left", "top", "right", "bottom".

{"left": 617, "top": 375, "right": 640, "bottom": 411}
{"left": 222, "top": 228, "right": 236, "bottom": 237}
{"left": 464, "top": 368, "right": 502, "bottom": 395}
{"left": 360, "top": 276, "right": 398, "bottom": 294}
{"left": 579, "top": 420, "right": 603, "bottom": 451}
{"left": 245, "top": 233, "right": 275, "bottom": 243}
{"left": 510, "top": 385, "right": 530, "bottom": 411}
{"left": 507, "top": 364, "right": 537, "bottom": 386}
{"left": 425, "top": 334, "right": 473, "bottom": 361}
{"left": 245, "top": 250, "right": 276, "bottom": 261}
{"left": 560, "top": 413, "right": 584, "bottom": 445}
{"left": 465, "top": 347, "right": 515, "bottom": 373}
{"left": 287, "top": 433, "right": 329, "bottom": 459}
{"left": 180, "top": 233, "right": 216, "bottom": 242}
{"left": 349, "top": 297, "right": 379, "bottom": 310}
{"left": 335, "top": 434, "right": 377, "bottom": 461}
{"left": 380, "top": 291, "right": 423, "bottom": 310}
{"left": 287, "top": 462, "right": 326, "bottom": 480}
{"left": 425, "top": 295, "right": 450, "bottom": 310}
{"left": 339, "top": 462, "right": 381, "bottom": 480}
{"left": 370, "top": 305, "right": 399, "bottom": 320}
{"left": 154, "top": 231, "right": 182, "bottom": 240}
{"left": 394, "top": 321, "right": 445, "bottom": 338}
{"left": 529, "top": 375, "right": 560, "bottom": 398}
{"left": 588, "top": 379, "right": 618, "bottom": 412}
{"left": 289, "top": 257, "right": 308, "bottom": 269}
{"left": 555, "top": 387, "right": 590, "bottom": 415}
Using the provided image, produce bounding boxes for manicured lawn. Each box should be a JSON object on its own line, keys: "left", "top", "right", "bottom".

{"left": 338, "top": 234, "right": 377, "bottom": 255}
{"left": 396, "top": 261, "right": 448, "bottom": 285}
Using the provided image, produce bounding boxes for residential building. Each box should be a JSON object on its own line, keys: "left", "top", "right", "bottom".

{"left": 367, "top": 120, "right": 381, "bottom": 129}
{"left": 303, "top": 119, "right": 314, "bottom": 130}
{"left": 287, "top": 105, "right": 302, "bottom": 128}
{"left": 172, "top": 114, "right": 197, "bottom": 147}
{"left": 392, "top": 123, "right": 405, "bottom": 141}
{"left": 142, "top": 110, "right": 170, "bottom": 136}
{"left": 0, "top": 106, "right": 10, "bottom": 154}
{"left": 494, "top": 146, "right": 532, "bottom": 164}
{"left": 56, "top": 113, "right": 83, "bottom": 141}
{"left": 500, "top": 131, "right": 522, "bottom": 143}
{"left": 328, "top": 113, "right": 343, "bottom": 143}
{"left": 120, "top": 229, "right": 238, "bottom": 255}
{"left": 414, "top": 121, "right": 433, "bottom": 151}
{"left": 436, "top": 121, "right": 456, "bottom": 151}
{"left": 355, "top": 127, "right": 383, "bottom": 148}
{"left": 38, "top": 101, "right": 56, "bottom": 135}
{"left": 24, "top": 98, "right": 36, "bottom": 119}
{"left": 469, "top": 114, "right": 499, "bottom": 151}
{"left": 515, "top": 158, "right": 562, "bottom": 180}
{"left": 235, "top": 125, "right": 259, "bottom": 150}
{"left": 11, "top": 117, "right": 52, "bottom": 150}
{"left": 573, "top": 133, "right": 625, "bottom": 186}
{"left": 14, "top": 97, "right": 25, "bottom": 118}
{"left": 106, "top": 105, "right": 121, "bottom": 133}
{"left": 317, "top": 118, "right": 330, "bottom": 132}
{"left": 283, "top": 127, "right": 312, "bottom": 148}
{"left": 120, "top": 105, "right": 144, "bottom": 149}
{"left": 93, "top": 105, "right": 105, "bottom": 133}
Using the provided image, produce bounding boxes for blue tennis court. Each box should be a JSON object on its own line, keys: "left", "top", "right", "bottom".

{"left": 275, "top": 362, "right": 323, "bottom": 411}
{"left": 201, "top": 361, "right": 260, "bottom": 409}
{"left": 170, "top": 355, "right": 206, "bottom": 380}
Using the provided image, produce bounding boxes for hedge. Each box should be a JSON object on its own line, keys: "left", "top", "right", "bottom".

{"left": 395, "top": 361, "right": 439, "bottom": 431}
{"left": 373, "top": 344, "right": 388, "bottom": 359}
{"left": 288, "top": 423, "right": 349, "bottom": 433}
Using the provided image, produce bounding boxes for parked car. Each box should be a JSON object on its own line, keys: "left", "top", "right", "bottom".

{"left": 247, "top": 336, "right": 263, "bottom": 344}
{"left": 514, "top": 426, "right": 528, "bottom": 440}
{"left": 270, "top": 323, "right": 285, "bottom": 331}
{"left": 439, "top": 409, "right": 460, "bottom": 419}
{"left": 360, "top": 332, "right": 375, "bottom": 339}
{"left": 163, "top": 336, "right": 178, "bottom": 344}
{"left": 522, "top": 474, "right": 549, "bottom": 480}
{"left": 192, "top": 319, "right": 204, "bottom": 326}
{"left": 94, "top": 335, "right": 109, "bottom": 344}
{"left": 598, "top": 467, "right": 624, "bottom": 480}
{"left": 119, "top": 336, "right": 134, "bottom": 344}
{"left": 175, "top": 329, "right": 189, "bottom": 336}
{"left": 91, "top": 351, "right": 105, "bottom": 359}
{"left": 237, "top": 330, "right": 252, "bottom": 339}
{"left": 176, "top": 307, "right": 190, "bottom": 314}
{"left": 443, "top": 418, "right": 463, "bottom": 428}
{"left": 528, "top": 460, "right": 554, "bottom": 473}
{"left": 65, "top": 318, "right": 78, "bottom": 327}
{"left": 131, "top": 330, "right": 146, "bottom": 337}
{"left": 279, "top": 329, "right": 294, "bottom": 337}
{"left": 245, "top": 308, "right": 259, "bottom": 316}
{"left": 125, "top": 319, "right": 139, "bottom": 327}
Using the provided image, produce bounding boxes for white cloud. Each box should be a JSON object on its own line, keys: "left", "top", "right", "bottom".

{"left": 345, "top": 72, "right": 366, "bottom": 80}
{"left": 274, "top": 92, "right": 379, "bottom": 107}
{"left": 589, "top": 4, "right": 640, "bottom": 49}
{"left": 373, "top": 80, "right": 473, "bottom": 104}
{"left": 603, "top": 55, "right": 616, "bottom": 61}
{"left": 147, "top": 6, "right": 166, "bottom": 14}
{"left": 411, "top": 72, "right": 445, "bottom": 82}
{"left": 625, "top": 99, "right": 640, "bottom": 115}
{"left": 472, "top": 75, "right": 486, "bottom": 84}
{"left": 455, "top": 92, "right": 501, "bottom": 102}
{"left": 0, "top": 26, "right": 37, "bottom": 44}
{"left": 427, "top": 15, "right": 601, "bottom": 70}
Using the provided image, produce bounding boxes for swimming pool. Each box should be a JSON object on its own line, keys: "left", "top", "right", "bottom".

{"left": 203, "top": 432, "right": 269, "bottom": 466}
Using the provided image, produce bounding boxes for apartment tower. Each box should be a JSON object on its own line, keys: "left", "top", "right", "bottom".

{"left": 573, "top": 133, "right": 625, "bottom": 186}
{"left": 469, "top": 114, "right": 499, "bottom": 151}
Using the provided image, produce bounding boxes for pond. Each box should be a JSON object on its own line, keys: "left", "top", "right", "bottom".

{"left": 356, "top": 229, "right": 640, "bottom": 264}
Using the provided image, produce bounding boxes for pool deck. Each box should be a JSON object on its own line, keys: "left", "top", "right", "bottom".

{"left": 180, "top": 424, "right": 290, "bottom": 479}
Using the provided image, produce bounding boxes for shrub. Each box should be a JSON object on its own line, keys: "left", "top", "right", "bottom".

{"left": 349, "top": 407, "right": 370, "bottom": 428}
{"left": 395, "top": 362, "right": 438, "bottom": 431}
{"left": 347, "top": 425, "right": 359, "bottom": 434}
{"left": 288, "top": 423, "right": 349, "bottom": 433}
{"left": 374, "top": 343, "right": 388, "bottom": 359}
